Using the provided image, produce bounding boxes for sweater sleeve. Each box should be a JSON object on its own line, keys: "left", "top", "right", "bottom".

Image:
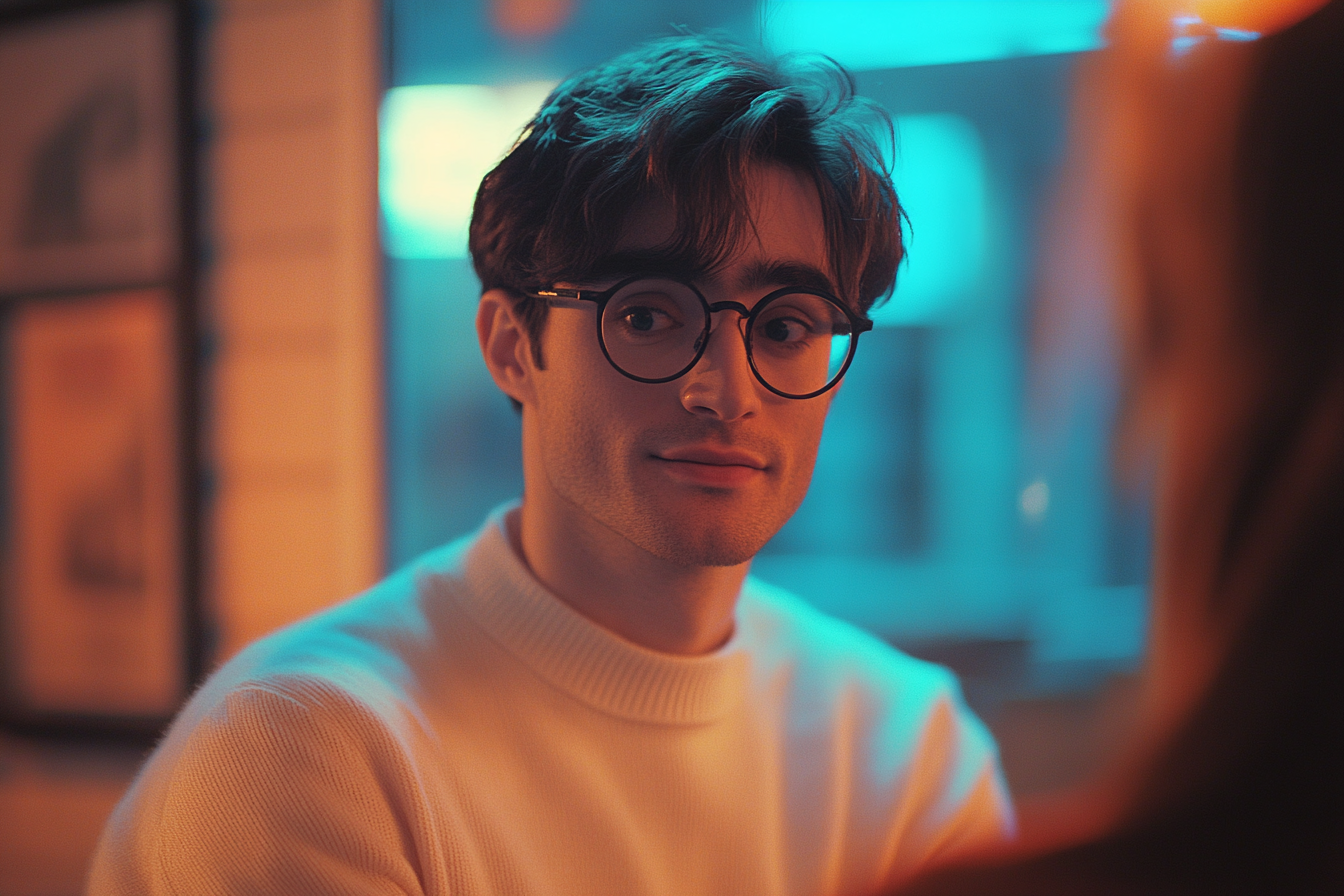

{"left": 89, "top": 680, "right": 430, "bottom": 896}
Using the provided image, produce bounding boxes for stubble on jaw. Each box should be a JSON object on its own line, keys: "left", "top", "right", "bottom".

{"left": 612, "top": 485, "right": 783, "bottom": 568}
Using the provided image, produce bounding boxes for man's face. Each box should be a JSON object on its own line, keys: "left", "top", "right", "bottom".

{"left": 523, "top": 164, "right": 839, "bottom": 567}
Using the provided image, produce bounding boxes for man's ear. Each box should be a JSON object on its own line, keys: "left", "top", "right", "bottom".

{"left": 477, "top": 289, "right": 537, "bottom": 407}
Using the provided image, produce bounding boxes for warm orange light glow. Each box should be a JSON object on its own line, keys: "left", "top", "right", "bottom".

{"left": 1194, "top": 0, "right": 1331, "bottom": 33}
{"left": 490, "top": 0, "right": 574, "bottom": 40}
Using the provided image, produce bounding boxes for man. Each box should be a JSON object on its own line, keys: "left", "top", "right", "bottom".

{"left": 91, "top": 34, "right": 1012, "bottom": 895}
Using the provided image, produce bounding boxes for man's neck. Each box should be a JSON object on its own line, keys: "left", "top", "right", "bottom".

{"left": 508, "top": 501, "right": 746, "bottom": 656}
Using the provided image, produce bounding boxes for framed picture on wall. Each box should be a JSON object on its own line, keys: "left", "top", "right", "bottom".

{"left": 0, "top": 0, "right": 197, "bottom": 734}
{"left": 0, "top": 0, "right": 178, "bottom": 296}
{"left": 0, "top": 288, "right": 188, "bottom": 724}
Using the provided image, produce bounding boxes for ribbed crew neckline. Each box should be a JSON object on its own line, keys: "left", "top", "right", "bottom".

{"left": 436, "top": 509, "right": 751, "bottom": 726}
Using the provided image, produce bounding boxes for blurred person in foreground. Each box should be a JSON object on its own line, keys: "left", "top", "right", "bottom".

{"left": 90, "top": 34, "right": 1012, "bottom": 895}
{"left": 891, "top": 1, "right": 1344, "bottom": 893}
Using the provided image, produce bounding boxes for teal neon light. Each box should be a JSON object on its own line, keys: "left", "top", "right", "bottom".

{"left": 381, "top": 82, "right": 556, "bottom": 259}
{"left": 874, "top": 113, "right": 987, "bottom": 327}
{"left": 763, "top": 0, "right": 1111, "bottom": 69}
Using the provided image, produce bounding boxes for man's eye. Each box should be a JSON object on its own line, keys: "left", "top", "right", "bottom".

{"left": 760, "top": 317, "right": 809, "bottom": 344}
{"left": 619, "top": 306, "right": 676, "bottom": 332}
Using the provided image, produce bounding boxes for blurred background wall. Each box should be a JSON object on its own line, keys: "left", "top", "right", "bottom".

{"left": 204, "top": 0, "right": 382, "bottom": 660}
{"left": 0, "top": 0, "right": 381, "bottom": 890}
{"left": 0, "top": 0, "right": 1146, "bottom": 892}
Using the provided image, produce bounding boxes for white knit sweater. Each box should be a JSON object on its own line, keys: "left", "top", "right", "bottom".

{"left": 89, "top": 511, "right": 1012, "bottom": 896}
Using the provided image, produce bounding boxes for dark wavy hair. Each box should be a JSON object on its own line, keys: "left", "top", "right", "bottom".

{"left": 468, "top": 33, "right": 904, "bottom": 366}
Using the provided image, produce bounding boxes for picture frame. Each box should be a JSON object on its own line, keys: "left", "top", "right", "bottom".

{"left": 0, "top": 0, "right": 200, "bottom": 735}
{"left": 1, "top": 288, "right": 188, "bottom": 725}
{"left": 0, "top": 0, "right": 178, "bottom": 296}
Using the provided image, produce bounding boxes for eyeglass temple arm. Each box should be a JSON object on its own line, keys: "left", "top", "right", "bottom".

{"left": 532, "top": 287, "right": 595, "bottom": 310}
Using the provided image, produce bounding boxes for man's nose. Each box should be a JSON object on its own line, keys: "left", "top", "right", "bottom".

{"left": 678, "top": 313, "right": 761, "bottom": 421}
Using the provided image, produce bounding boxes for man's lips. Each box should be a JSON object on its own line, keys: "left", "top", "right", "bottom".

{"left": 656, "top": 446, "right": 768, "bottom": 468}
{"left": 651, "top": 446, "right": 768, "bottom": 488}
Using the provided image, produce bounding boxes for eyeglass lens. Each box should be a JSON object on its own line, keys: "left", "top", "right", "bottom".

{"left": 598, "top": 279, "right": 855, "bottom": 396}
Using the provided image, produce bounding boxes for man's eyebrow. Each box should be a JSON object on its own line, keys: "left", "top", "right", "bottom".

{"left": 736, "top": 260, "right": 837, "bottom": 296}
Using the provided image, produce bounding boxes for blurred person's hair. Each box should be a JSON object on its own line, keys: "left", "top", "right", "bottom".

{"left": 1121, "top": 0, "right": 1344, "bottom": 883}
{"left": 468, "top": 33, "right": 904, "bottom": 366}
{"left": 896, "top": 2, "right": 1344, "bottom": 893}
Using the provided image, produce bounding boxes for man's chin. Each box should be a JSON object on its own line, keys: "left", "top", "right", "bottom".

{"left": 623, "top": 513, "right": 776, "bottom": 569}
{"left": 660, "top": 540, "right": 760, "bottom": 569}
{"left": 641, "top": 541, "right": 760, "bottom": 569}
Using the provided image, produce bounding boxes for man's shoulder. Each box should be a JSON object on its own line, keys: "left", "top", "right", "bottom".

{"left": 738, "top": 576, "right": 964, "bottom": 708}
{"left": 738, "top": 576, "right": 1014, "bottom": 863}
{"left": 95, "top": 530, "right": 489, "bottom": 862}
{"left": 195, "top": 529, "right": 481, "bottom": 724}
{"left": 88, "top": 604, "right": 449, "bottom": 896}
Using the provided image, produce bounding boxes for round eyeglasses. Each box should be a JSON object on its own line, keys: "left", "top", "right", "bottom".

{"left": 531, "top": 276, "right": 873, "bottom": 400}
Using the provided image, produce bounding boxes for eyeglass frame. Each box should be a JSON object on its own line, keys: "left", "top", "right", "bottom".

{"left": 528, "top": 274, "right": 874, "bottom": 400}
